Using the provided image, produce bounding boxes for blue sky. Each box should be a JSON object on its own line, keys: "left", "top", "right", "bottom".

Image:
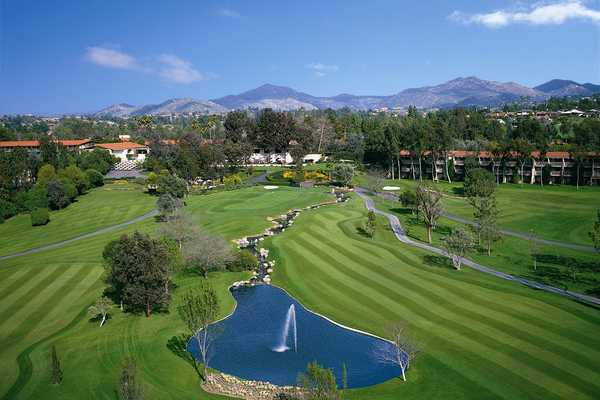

{"left": 1, "top": 0, "right": 599, "bottom": 114}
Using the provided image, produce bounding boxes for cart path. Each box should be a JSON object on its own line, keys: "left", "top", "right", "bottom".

{"left": 0, "top": 209, "right": 159, "bottom": 261}
{"left": 377, "top": 191, "right": 596, "bottom": 253}
{"left": 356, "top": 189, "right": 600, "bottom": 306}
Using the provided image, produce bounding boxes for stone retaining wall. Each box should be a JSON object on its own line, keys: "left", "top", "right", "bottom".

{"left": 203, "top": 372, "right": 302, "bottom": 400}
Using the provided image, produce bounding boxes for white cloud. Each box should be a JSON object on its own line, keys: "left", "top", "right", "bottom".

{"left": 217, "top": 8, "right": 241, "bottom": 18}
{"left": 85, "top": 47, "right": 137, "bottom": 70}
{"left": 85, "top": 46, "right": 207, "bottom": 84}
{"left": 158, "top": 54, "right": 204, "bottom": 84}
{"left": 306, "top": 62, "right": 339, "bottom": 77}
{"left": 450, "top": 1, "right": 600, "bottom": 28}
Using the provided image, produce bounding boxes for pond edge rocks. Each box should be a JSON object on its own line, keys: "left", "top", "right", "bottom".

{"left": 203, "top": 372, "right": 304, "bottom": 400}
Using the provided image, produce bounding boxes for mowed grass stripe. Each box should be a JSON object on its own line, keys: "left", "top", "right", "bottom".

{"left": 0, "top": 264, "right": 64, "bottom": 318}
{"left": 278, "top": 242, "right": 564, "bottom": 400}
{"left": 300, "top": 228, "right": 600, "bottom": 387}
{"left": 35, "top": 266, "right": 103, "bottom": 333}
{"left": 306, "top": 225, "right": 600, "bottom": 366}
{"left": 332, "top": 212, "right": 600, "bottom": 345}
{"left": 0, "top": 267, "right": 33, "bottom": 294}
{"left": 289, "top": 233, "right": 597, "bottom": 399}
{"left": 2, "top": 264, "right": 94, "bottom": 343}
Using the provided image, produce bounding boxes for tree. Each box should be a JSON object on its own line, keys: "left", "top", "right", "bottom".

{"left": 527, "top": 229, "right": 540, "bottom": 271}
{"left": 398, "top": 189, "right": 417, "bottom": 215}
{"left": 178, "top": 282, "right": 220, "bottom": 381}
{"left": 157, "top": 209, "right": 197, "bottom": 250}
{"left": 332, "top": 164, "right": 354, "bottom": 187}
{"left": 464, "top": 168, "right": 495, "bottom": 199}
{"left": 471, "top": 195, "right": 500, "bottom": 252}
{"left": 374, "top": 322, "right": 421, "bottom": 382}
{"left": 182, "top": 229, "right": 235, "bottom": 277}
{"left": 119, "top": 357, "right": 144, "bottom": 400}
{"left": 224, "top": 110, "right": 254, "bottom": 143}
{"left": 157, "top": 174, "right": 188, "bottom": 198}
{"left": 442, "top": 228, "right": 474, "bottom": 270}
{"left": 342, "top": 363, "right": 348, "bottom": 391}
{"left": 103, "top": 232, "right": 171, "bottom": 317}
{"left": 50, "top": 345, "right": 63, "bottom": 385}
{"left": 298, "top": 361, "right": 341, "bottom": 400}
{"left": 25, "top": 184, "right": 48, "bottom": 211}
{"left": 589, "top": 210, "right": 600, "bottom": 253}
{"left": 365, "top": 210, "right": 377, "bottom": 238}
{"left": 364, "top": 168, "right": 385, "bottom": 194}
{"left": 59, "top": 164, "right": 89, "bottom": 195}
{"left": 85, "top": 169, "right": 105, "bottom": 187}
{"left": 37, "top": 164, "right": 57, "bottom": 186}
{"left": 88, "top": 297, "right": 114, "bottom": 327}
{"left": 157, "top": 194, "right": 182, "bottom": 221}
{"left": 46, "top": 178, "right": 70, "bottom": 210}
{"left": 416, "top": 184, "right": 443, "bottom": 243}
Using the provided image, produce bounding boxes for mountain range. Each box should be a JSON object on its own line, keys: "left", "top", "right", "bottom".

{"left": 93, "top": 77, "right": 600, "bottom": 117}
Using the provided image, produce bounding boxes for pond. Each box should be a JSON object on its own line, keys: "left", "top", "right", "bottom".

{"left": 188, "top": 284, "right": 402, "bottom": 388}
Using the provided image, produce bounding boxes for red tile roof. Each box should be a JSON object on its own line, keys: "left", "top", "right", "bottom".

{"left": 0, "top": 139, "right": 91, "bottom": 148}
{"left": 96, "top": 142, "right": 148, "bottom": 150}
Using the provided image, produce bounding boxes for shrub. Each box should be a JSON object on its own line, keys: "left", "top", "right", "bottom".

{"left": 85, "top": 169, "right": 104, "bottom": 187}
{"left": 61, "top": 180, "right": 78, "bottom": 201}
{"left": 25, "top": 184, "right": 49, "bottom": 211}
{"left": 37, "top": 164, "right": 57, "bottom": 186}
{"left": 59, "top": 165, "right": 89, "bottom": 194}
{"left": 31, "top": 207, "right": 50, "bottom": 226}
{"left": 0, "top": 199, "right": 17, "bottom": 222}
{"left": 223, "top": 173, "right": 242, "bottom": 186}
{"left": 227, "top": 249, "right": 258, "bottom": 272}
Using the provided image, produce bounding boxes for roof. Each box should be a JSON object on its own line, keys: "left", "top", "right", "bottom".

{"left": 0, "top": 139, "right": 91, "bottom": 148}
{"left": 96, "top": 142, "right": 148, "bottom": 150}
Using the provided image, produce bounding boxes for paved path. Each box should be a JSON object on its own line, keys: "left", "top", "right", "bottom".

{"left": 0, "top": 209, "right": 159, "bottom": 261}
{"left": 356, "top": 189, "right": 600, "bottom": 306}
{"left": 247, "top": 172, "right": 268, "bottom": 185}
{"left": 377, "top": 191, "right": 597, "bottom": 253}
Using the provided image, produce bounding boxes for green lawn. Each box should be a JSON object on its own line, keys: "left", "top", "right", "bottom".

{"left": 0, "top": 186, "right": 336, "bottom": 399}
{"left": 372, "top": 196, "right": 600, "bottom": 295}
{"left": 0, "top": 182, "right": 156, "bottom": 257}
{"left": 354, "top": 174, "right": 600, "bottom": 247}
{"left": 2, "top": 184, "right": 599, "bottom": 399}
{"left": 270, "top": 196, "right": 600, "bottom": 400}
{"left": 185, "top": 186, "right": 333, "bottom": 240}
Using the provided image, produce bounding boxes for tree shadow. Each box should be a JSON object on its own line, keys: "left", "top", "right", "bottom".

{"left": 423, "top": 255, "right": 453, "bottom": 270}
{"left": 389, "top": 207, "right": 412, "bottom": 215}
{"left": 356, "top": 227, "right": 371, "bottom": 238}
{"left": 451, "top": 187, "right": 465, "bottom": 196}
{"left": 167, "top": 334, "right": 203, "bottom": 379}
{"left": 535, "top": 254, "right": 600, "bottom": 273}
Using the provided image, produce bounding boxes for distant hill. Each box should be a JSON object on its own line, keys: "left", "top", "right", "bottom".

{"left": 93, "top": 77, "right": 600, "bottom": 117}
{"left": 534, "top": 79, "right": 600, "bottom": 97}
{"left": 93, "top": 98, "right": 227, "bottom": 118}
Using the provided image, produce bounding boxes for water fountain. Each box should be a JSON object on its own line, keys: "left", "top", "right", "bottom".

{"left": 273, "top": 304, "right": 297, "bottom": 353}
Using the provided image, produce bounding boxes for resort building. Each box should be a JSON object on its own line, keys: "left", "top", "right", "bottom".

{"left": 0, "top": 139, "right": 93, "bottom": 152}
{"left": 95, "top": 142, "right": 149, "bottom": 170}
{"left": 397, "top": 150, "right": 600, "bottom": 185}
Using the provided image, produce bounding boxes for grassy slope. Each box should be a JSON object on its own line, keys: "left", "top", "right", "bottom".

{"left": 372, "top": 196, "right": 600, "bottom": 294}
{"left": 185, "top": 186, "right": 333, "bottom": 240}
{"left": 270, "top": 196, "right": 600, "bottom": 400}
{"left": 0, "top": 182, "right": 156, "bottom": 257}
{"left": 354, "top": 174, "right": 600, "bottom": 247}
{"left": 0, "top": 186, "right": 334, "bottom": 399}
